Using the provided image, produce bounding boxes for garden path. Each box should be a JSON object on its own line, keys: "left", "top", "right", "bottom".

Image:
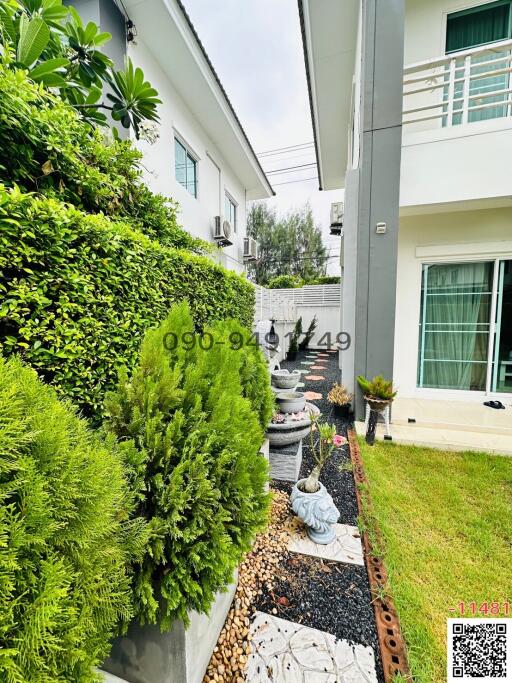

{"left": 246, "top": 350, "right": 383, "bottom": 683}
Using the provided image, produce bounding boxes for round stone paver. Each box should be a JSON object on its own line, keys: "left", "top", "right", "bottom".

{"left": 310, "top": 365, "right": 326, "bottom": 370}
{"left": 304, "top": 391, "right": 322, "bottom": 401}
{"left": 305, "top": 375, "right": 325, "bottom": 381}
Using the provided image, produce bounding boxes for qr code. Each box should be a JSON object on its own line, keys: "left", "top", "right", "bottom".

{"left": 448, "top": 619, "right": 512, "bottom": 681}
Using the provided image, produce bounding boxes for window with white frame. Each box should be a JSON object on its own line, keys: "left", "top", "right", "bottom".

{"left": 225, "top": 192, "right": 237, "bottom": 233}
{"left": 174, "top": 137, "right": 197, "bottom": 198}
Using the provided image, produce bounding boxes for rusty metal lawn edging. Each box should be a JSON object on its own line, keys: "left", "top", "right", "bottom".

{"left": 347, "top": 429, "right": 412, "bottom": 682}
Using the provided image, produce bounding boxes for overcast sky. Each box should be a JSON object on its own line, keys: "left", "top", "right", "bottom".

{"left": 181, "top": 0, "right": 343, "bottom": 274}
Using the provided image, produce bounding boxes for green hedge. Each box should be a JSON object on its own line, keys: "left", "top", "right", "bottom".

{"left": 0, "top": 356, "right": 139, "bottom": 682}
{"left": 0, "top": 188, "right": 255, "bottom": 421}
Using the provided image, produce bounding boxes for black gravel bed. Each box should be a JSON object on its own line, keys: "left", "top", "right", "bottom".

{"left": 254, "top": 552, "right": 379, "bottom": 652}
{"left": 273, "top": 349, "right": 359, "bottom": 526}
{"left": 264, "top": 349, "right": 384, "bottom": 682}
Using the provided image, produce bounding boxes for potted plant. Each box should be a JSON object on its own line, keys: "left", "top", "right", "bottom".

{"left": 357, "top": 374, "right": 397, "bottom": 411}
{"left": 298, "top": 315, "right": 317, "bottom": 351}
{"left": 291, "top": 415, "right": 347, "bottom": 544}
{"left": 286, "top": 317, "right": 302, "bottom": 361}
{"left": 327, "top": 382, "right": 353, "bottom": 419}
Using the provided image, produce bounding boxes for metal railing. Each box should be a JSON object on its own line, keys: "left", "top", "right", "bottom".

{"left": 403, "top": 39, "right": 512, "bottom": 128}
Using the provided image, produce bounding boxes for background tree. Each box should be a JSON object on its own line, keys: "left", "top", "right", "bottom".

{"left": 247, "top": 202, "right": 328, "bottom": 285}
{"left": 0, "top": 0, "right": 160, "bottom": 137}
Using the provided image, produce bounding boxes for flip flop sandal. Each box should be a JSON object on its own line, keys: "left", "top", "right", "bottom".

{"left": 484, "top": 401, "right": 500, "bottom": 409}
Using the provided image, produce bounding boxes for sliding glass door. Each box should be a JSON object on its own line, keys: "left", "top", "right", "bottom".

{"left": 418, "top": 259, "right": 512, "bottom": 393}
{"left": 418, "top": 262, "right": 493, "bottom": 390}
{"left": 491, "top": 260, "right": 512, "bottom": 392}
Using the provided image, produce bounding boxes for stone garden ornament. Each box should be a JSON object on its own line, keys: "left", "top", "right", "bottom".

{"left": 291, "top": 416, "right": 347, "bottom": 544}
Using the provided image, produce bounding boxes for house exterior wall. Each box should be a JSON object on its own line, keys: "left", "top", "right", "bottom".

{"left": 70, "top": 0, "right": 253, "bottom": 273}
{"left": 394, "top": 207, "right": 512, "bottom": 398}
{"left": 401, "top": 0, "right": 512, "bottom": 209}
{"left": 404, "top": 0, "right": 499, "bottom": 63}
{"left": 128, "top": 37, "right": 248, "bottom": 273}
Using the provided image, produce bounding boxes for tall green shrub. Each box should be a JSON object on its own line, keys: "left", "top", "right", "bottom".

{"left": 0, "top": 187, "right": 255, "bottom": 421}
{"left": 0, "top": 356, "right": 138, "bottom": 683}
{"left": 105, "top": 302, "right": 270, "bottom": 629}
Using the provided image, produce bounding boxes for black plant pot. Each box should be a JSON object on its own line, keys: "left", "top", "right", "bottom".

{"left": 287, "top": 350, "right": 297, "bottom": 361}
{"left": 334, "top": 404, "right": 351, "bottom": 419}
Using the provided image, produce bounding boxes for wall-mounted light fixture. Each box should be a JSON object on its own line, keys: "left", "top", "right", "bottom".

{"left": 126, "top": 19, "right": 137, "bottom": 42}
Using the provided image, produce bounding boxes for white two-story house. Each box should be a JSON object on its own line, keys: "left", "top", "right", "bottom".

{"left": 71, "top": 0, "right": 273, "bottom": 272}
{"left": 300, "top": 0, "right": 512, "bottom": 407}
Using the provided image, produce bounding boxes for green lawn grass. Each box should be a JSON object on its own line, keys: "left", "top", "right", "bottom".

{"left": 359, "top": 438, "right": 512, "bottom": 682}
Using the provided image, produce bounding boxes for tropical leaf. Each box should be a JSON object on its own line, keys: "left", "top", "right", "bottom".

{"left": 0, "top": 5, "right": 17, "bottom": 43}
{"left": 17, "top": 15, "right": 50, "bottom": 66}
{"left": 29, "top": 56, "right": 68, "bottom": 80}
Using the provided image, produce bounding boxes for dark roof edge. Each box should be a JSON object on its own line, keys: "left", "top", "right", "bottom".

{"left": 175, "top": 0, "right": 275, "bottom": 197}
{"left": 297, "top": 0, "right": 323, "bottom": 191}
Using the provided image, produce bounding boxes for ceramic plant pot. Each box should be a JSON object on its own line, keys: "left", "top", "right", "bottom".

{"left": 271, "top": 369, "right": 301, "bottom": 389}
{"left": 291, "top": 479, "right": 340, "bottom": 544}
{"left": 333, "top": 403, "right": 351, "bottom": 419}
{"left": 276, "top": 391, "right": 306, "bottom": 414}
{"left": 365, "top": 395, "right": 392, "bottom": 413}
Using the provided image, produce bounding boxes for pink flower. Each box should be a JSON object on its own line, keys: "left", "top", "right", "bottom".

{"left": 332, "top": 434, "right": 346, "bottom": 447}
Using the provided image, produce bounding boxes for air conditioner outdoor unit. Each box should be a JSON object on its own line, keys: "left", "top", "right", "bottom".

{"left": 330, "top": 201, "right": 344, "bottom": 236}
{"left": 213, "top": 216, "right": 233, "bottom": 247}
{"left": 243, "top": 237, "right": 258, "bottom": 261}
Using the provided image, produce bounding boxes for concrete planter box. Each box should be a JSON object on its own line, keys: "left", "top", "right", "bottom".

{"left": 102, "top": 572, "right": 238, "bottom": 683}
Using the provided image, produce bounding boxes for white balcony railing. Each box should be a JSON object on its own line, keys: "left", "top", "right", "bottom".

{"left": 403, "top": 39, "right": 512, "bottom": 129}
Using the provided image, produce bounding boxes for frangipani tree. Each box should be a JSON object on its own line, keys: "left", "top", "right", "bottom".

{"left": 304, "top": 415, "right": 347, "bottom": 492}
{"left": 0, "top": 0, "right": 160, "bottom": 136}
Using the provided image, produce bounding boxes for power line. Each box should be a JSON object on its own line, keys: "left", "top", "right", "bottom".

{"left": 272, "top": 176, "right": 319, "bottom": 186}
{"left": 258, "top": 141, "right": 314, "bottom": 157}
{"left": 265, "top": 162, "right": 317, "bottom": 175}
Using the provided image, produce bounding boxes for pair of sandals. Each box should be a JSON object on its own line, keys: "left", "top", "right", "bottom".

{"left": 484, "top": 400, "right": 506, "bottom": 410}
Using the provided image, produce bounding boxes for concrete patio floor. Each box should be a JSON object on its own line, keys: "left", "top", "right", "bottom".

{"left": 355, "top": 397, "right": 512, "bottom": 456}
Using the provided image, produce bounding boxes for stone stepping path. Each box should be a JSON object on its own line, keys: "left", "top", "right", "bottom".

{"left": 247, "top": 612, "right": 378, "bottom": 683}
{"left": 304, "top": 391, "right": 322, "bottom": 401}
{"left": 288, "top": 523, "right": 364, "bottom": 566}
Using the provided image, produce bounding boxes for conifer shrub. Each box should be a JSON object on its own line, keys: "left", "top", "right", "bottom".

{"left": 208, "top": 317, "right": 275, "bottom": 429}
{"left": 0, "top": 355, "right": 138, "bottom": 683}
{"left": 0, "top": 187, "right": 255, "bottom": 421}
{"left": 105, "top": 302, "right": 271, "bottom": 629}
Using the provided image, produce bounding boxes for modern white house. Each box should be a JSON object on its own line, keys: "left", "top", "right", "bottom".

{"left": 300, "top": 0, "right": 512, "bottom": 412}
{"left": 70, "top": 0, "right": 273, "bottom": 272}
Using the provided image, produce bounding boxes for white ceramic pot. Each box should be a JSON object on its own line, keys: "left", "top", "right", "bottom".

{"left": 276, "top": 391, "right": 306, "bottom": 414}
{"left": 271, "top": 369, "right": 301, "bottom": 389}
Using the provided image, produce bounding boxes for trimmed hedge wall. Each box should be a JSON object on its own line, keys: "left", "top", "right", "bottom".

{"left": 0, "top": 188, "right": 255, "bottom": 421}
